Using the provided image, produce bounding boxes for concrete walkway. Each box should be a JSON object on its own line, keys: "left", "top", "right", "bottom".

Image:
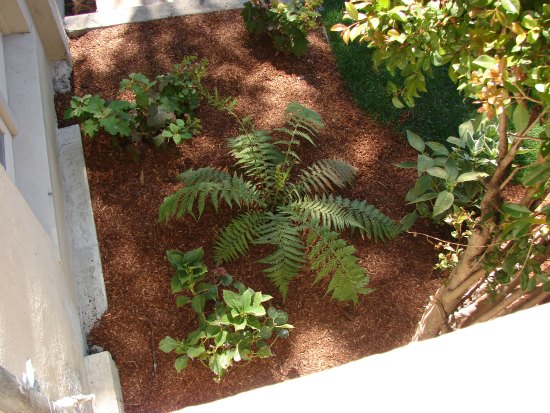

{"left": 64, "top": 0, "right": 247, "bottom": 37}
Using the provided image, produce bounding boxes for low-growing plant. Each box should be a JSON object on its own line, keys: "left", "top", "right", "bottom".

{"left": 65, "top": 56, "right": 206, "bottom": 150}
{"left": 242, "top": 0, "right": 323, "bottom": 57}
{"left": 159, "top": 101, "right": 400, "bottom": 303}
{"left": 398, "top": 120, "right": 498, "bottom": 228}
{"left": 159, "top": 248, "right": 292, "bottom": 382}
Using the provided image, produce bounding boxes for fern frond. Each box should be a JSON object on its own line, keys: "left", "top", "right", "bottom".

{"left": 214, "top": 212, "right": 267, "bottom": 265}
{"left": 291, "top": 159, "right": 358, "bottom": 196}
{"left": 305, "top": 224, "right": 372, "bottom": 304}
{"left": 285, "top": 102, "right": 324, "bottom": 134}
{"left": 228, "top": 130, "right": 283, "bottom": 187}
{"left": 175, "top": 167, "right": 229, "bottom": 185}
{"left": 287, "top": 195, "right": 363, "bottom": 233}
{"left": 255, "top": 211, "right": 305, "bottom": 299}
{"left": 330, "top": 196, "right": 401, "bottom": 241}
{"left": 159, "top": 168, "right": 262, "bottom": 222}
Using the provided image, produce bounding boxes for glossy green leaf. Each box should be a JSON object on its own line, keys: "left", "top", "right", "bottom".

{"left": 345, "top": 2, "right": 359, "bottom": 20}
{"left": 501, "top": 202, "right": 531, "bottom": 217}
{"left": 176, "top": 296, "right": 192, "bottom": 307}
{"left": 521, "top": 161, "right": 550, "bottom": 186}
{"left": 159, "top": 336, "right": 179, "bottom": 353}
{"left": 513, "top": 104, "right": 529, "bottom": 133}
{"left": 406, "top": 130, "right": 425, "bottom": 152}
{"left": 400, "top": 211, "right": 418, "bottom": 231}
{"left": 392, "top": 96, "right": 405, "bottom": 108}
{"left": 426, "top": 167, "right": 448, "bottom": 180}
{"left": 174, "top": 356, "right": 189, "bottom": 372}
{"left": 407, "top": 192, "right": 439, "bottom": 204}
{"left": 456, "top": 171, "right": 488, "bottom": 183}
{"left": 256, "top": 346, "right": 272, "bottom": 358}
{"left": 501, "top": 0, "right": 520, "bottom": 14}
{"left": 192, "top": 294, "right": 206, "bottom": 313}
{"left": 187, "top": 345, "right": 206, "bottom": 358}
{"left": 433, "top": 191, "right": 454, "bottom": 217}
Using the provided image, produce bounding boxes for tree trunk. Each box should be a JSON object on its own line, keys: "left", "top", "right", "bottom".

{"left": 412, "top": 110, "right": 545, "bottom": 340}
{"left": 413, "top": 114, "right": 514, "bottom": 341}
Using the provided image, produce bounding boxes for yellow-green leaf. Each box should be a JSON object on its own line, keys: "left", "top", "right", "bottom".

{"left": 501, "top": 0, "right": 520, "bottom": 14}
{"left": 345, "top": 2, "right": 359, "bottom": 20}
{"left": 513, "top": 104, "right": 529, "bottom": 133}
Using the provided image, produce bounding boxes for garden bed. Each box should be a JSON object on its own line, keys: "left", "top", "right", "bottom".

{"left": 59, "top": 9, "right": 442, "bottom": 412}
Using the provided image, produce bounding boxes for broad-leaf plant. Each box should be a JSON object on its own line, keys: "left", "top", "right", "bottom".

{"left": 333, "top": 0, "right": 550, "bottom": 338}
{"left": 160, "top": 248, "right": 292, "bottom": 381}
{"left": 159, "top": 102, "right": 400, "bottom": 303}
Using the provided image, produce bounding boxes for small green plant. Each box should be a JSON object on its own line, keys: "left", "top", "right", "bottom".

{"left": 242, "top": 0, "right": 323, "bottom": 57}
{"left": 159, "top": 248, "right": 292, "bottom": 382}
{"left": 160, "top": 102, "right": 400, "bottom": 303}
{"left": 65, "top": 56, "right": 207, "bottom": 149}
{"left": 398, "top": 120, "right": 498, "bottom": 229}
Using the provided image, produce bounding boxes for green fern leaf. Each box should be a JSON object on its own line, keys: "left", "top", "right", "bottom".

{"left": 305, "top": 224, "right": 372, "bottom": 304}
{"left": 287, "top": 195, "right": 363, "bottom": 232}
{"left": 292, "top": 159, "right": 358, "bottom": 196}
{"left": 285, "top": 102, "right": 324, "bottom": 133}
{"left": 255, "top": 211, "right": 306, "bottom": 299}
{"left": 228, "top": 130, "right": 283, "bottom": 188}
{"left": 214, "top": 212, "right": 267, "bottom": 265}
{"left": 159, "top": 168, "right": 262, "bottom": 222}
{"left": 330, "top": 196, "right": 401, "bottom": 241}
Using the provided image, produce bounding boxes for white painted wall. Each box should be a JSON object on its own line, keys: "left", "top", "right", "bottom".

{"left": 0, "top": 36, "right": 16, "bottom": 181}
{"left": 179, "top": 303, "right": 550, "bottom": 413}
{"left": 0, "top": 0, "right": 92, "bottom": 407}
{"left": 0, "top": 167, "right": 88, "bottom": 401}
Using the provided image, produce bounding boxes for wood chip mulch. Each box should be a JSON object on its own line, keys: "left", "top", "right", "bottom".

{"left": 58, "top": 10, "right": 442, "bottom": 413}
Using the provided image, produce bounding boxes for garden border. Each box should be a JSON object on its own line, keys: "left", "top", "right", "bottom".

{"left": 64, "top": 0, "right": 247, "bottom": 37}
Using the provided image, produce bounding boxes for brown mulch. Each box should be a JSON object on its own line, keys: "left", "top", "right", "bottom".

{"left": 59, "top": 10, "right": 442, "bottom": 413}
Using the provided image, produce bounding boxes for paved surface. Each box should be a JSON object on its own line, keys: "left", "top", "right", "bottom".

{"left": 96, "top": 0, "right": 173, "bottom": 11}
{"left": 64, "top": 0, "right": 247, "bottom": 36}
{"left": 57, "top": 125, "right": 107, "bottom": 335}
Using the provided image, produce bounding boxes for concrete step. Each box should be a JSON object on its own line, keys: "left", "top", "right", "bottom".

{"left": 64, "top": 0, "right": 247, "bottom": 37}
{"left": 96, "top": 0, "right": 174, "bottom": 12}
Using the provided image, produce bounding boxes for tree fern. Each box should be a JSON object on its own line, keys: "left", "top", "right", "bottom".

{"left": 159, "top": 168, "right": 262, "bottom": 221}
{"left": 289, "top": 194, "right": 400, "bottom": 241}
{"left": 161, "top": 102, "right": 400, "bottom": 303}
{"left": 287, "top": 196, "right": 363, "bottom": 232}
{"left": 214, "top": 212, "right": 267, "bottom": 265}
{"left": 228, "top": 130, "right": 283, "bottom": 187}
{"left": 255, "top": 211, "right": 306, "bottom": 299}
{"left": 306, "top": 224, "right": 372, "bottom": 304}
{"left": 290, "top": 159, "right": 357, "bottom": 196}
{"left": 330, "top": 196, "right": 401, "bottom": 241}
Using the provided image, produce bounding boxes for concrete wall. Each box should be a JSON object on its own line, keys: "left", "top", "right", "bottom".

{"left": 4, "top": 1, "right": 71, "bottom": 263}
{"left": 0, "top": 166, "right": 88, "bottom": 401}
{"left": 0, "top": 0, "right": 90, "bottom": 405}
{"left": 180, "top": 303, "right": 550, "bottom": 413}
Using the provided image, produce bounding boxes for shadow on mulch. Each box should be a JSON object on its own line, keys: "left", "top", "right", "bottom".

{"left": 58, "top": 10, "right": 444, "bottom": 413}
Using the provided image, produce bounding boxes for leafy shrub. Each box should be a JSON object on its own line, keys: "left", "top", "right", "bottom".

{"left": 65, "top": 56, "right": 206, "bottom": 149}
{"left": 159, "top": 248, "right": 292, "bottom": 382}
{"left": 398, "top": 121, "right": 498, "bottom": 229}
{"left": 242, "top": 0, "right": 323, "bottom": 57}
{"left": 159, "top": 102, "right": 400, "bottom": 303}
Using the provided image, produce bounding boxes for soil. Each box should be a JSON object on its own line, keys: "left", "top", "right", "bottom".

{"left": 58, "top": 10, "right": 443, "bottom": 412}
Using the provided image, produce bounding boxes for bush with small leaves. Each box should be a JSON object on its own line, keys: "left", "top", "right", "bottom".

{"left": 159, "top": 248, "right": 292, "bottom": 382}
{"left": 160, "top": 102, "right": 401, "bottom": 303}
{"left": 242, "top": 0, "right": 323, "bottom": 57}
{"left": 65, "top": 56, "right": 207, "bottom": 151}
